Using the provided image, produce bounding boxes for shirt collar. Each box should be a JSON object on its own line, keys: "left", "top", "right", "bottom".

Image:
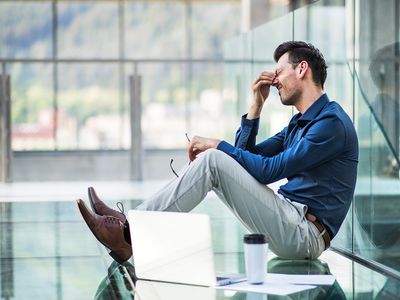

{"left": 297, "top": 93, "right": 329, "bottom": 127}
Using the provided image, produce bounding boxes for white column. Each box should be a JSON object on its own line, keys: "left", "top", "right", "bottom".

{"left": 129, "top": 74, "right": 143, "bottom": 181}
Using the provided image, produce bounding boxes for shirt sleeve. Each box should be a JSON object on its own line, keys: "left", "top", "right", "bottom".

{"left": 234, "top": 114, "right": 259, "bottom": 149}
{"left": 234, "top": 114, "right": 286, "bottom": 157}
{"left": 217, "top": 115, "right": 346, "bottom": 184}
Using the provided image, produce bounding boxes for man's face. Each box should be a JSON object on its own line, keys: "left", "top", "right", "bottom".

{"left": 274, "top": 52, "right": 302, "bottom": 106}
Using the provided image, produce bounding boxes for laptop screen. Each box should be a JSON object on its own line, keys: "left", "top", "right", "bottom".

{"left": 128, "top": 210, "right": 218, "bottom": 286}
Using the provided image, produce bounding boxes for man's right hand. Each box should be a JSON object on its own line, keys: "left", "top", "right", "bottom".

{"left": 248, "top": 72, "right": 277, "bottom": 119}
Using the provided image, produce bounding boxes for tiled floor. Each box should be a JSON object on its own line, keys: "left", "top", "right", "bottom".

{"left": 1, "top": 181, "right": 399, "bottom": 299}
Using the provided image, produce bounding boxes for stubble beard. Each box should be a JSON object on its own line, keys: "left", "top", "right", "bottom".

{"left": 280, "top": 87, "right": 302, "bottom": 106}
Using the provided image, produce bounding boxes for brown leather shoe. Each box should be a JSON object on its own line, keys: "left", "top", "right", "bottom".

{"left": 88, "top": 187, "right": 127, "bottom": 223}
{"left": 76, "top": 198, "right": 132, "bottom": 264}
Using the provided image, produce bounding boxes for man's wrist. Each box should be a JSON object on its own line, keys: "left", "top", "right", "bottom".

{"left": 213, "top": 139, "right": 221, "bottom": 148}
{"left": 247, "top": 105, "right": 262, "bottom": 119}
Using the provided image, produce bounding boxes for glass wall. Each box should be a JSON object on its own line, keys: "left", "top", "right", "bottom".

{"left": 224, "top": 0, "right": 400, "bottom": 275}
{"left": 353, "top": 0, "right": 400, "bottom": 275}
{"left": 0, "top": 0, "right": 240, "bottom": 151}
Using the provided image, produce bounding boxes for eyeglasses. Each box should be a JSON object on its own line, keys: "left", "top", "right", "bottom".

{"left": 170, "top": 133, "right": 191, "bottom": 178}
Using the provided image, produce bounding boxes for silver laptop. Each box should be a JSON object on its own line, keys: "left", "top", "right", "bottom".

{"left": 128, "top": 210, "right": 244, "bottom": 287}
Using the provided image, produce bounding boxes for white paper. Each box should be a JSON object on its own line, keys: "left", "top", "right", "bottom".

{"left": 265, "top": 273, "right": 335, "bottom": 286}
{"left": 215, "top": 273, "right": 335, "bottom": 296}
{"left": 216, "top": 281, "right": 316, "bottom": 296}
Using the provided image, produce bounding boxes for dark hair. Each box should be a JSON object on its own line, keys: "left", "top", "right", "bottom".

{"left": 369, "top": 42, "right": 400, "bottom": 89}
{"left": 273, "top": 41, "right": 328, "bottom": 89}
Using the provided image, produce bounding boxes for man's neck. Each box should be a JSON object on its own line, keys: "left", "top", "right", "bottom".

{"left": 295, "top": 88, "right": 324, "bottom": 114}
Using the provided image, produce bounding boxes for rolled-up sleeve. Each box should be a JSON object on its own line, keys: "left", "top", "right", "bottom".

{"left": 217, "top": 116, "right": 346, "bottom": 184}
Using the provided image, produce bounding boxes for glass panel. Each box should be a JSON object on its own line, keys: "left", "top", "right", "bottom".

{"left": 353, "top": 259, "right": 388, "bottom": 298}
{"left": 125, "top": 2, "right": 185, "bottom": 59}
{"left": 0, "top": 1, "right": 52, "bottom": 59}
{"left": 11, "top": 202, "right": 55, "bottom": 223}
{"left": 59, "top": 222, "right": 100, "bottom": 257}
{"left": 57, "top": 63, "right": 120, "bottom": 149}
{"left": 223, "top": 33, "right": 252, "bottom": 143}
{"left": 60, "top": 258, "right": 106, "bottom": 299}
{"left": 252, "top": 13, "right": 293, "bottom": 62}
{"left": 354, "top": 0, "right": 400, "bottom": 273}
{"left": 57, "top": 2, "right": 119, "bottom": 58}
{"left": 13, "top": 259, "right": 57, "bottom": 299}
{"left": 188, "top": 63, "right": 225, "bottom": 139}
{"left": 191, "top": 2, "right": 240, "bottom": 59}
{"left": 136, "top": 63, "right": 187, "bottom": 149}
{"left": 10, "top": 63, "right": 55, "bottom": 150}
{"left": 13, "top": 223, "right": 56, "bottom": 258}
{"left": 1, "top": 200, "right": 108, "bottom": 299}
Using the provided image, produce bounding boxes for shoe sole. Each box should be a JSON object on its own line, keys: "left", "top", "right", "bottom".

{"left": 88, "top": 188, "right": 99, "bottom": 215}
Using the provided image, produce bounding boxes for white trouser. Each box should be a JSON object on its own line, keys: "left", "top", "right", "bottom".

{"left": 136, "top": 149, "right": 326, "bottom": 259}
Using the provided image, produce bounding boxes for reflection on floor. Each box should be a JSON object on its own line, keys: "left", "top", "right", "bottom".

{"left": 0, "top": 181, "right": 399, "bottom": 299}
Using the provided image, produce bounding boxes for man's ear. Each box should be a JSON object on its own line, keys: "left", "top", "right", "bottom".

{"left": 297, "top": 61, "right": 308, "bottom": 79}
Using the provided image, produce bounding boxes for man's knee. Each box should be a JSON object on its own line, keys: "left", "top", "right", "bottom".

{"left": 201, "top": 148, "right": 225, "bottom": 161}
{"left": 195, "top": 148, "right": 227, "bottom": 169}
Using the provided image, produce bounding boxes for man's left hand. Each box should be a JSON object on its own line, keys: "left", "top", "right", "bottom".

{"left": 187, "top": 136, "right": 221, "bottom": 161}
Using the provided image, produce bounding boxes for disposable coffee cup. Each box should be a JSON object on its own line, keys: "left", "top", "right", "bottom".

{"left": 244, "top": 233, "right": 268, "bottom": 284}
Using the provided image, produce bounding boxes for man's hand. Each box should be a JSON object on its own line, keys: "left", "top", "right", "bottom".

{"left": 248, "top": 72, "right": 278, "bottom": 119}
{"left": 187, "top": 136, "right": 221, "bottom": 161}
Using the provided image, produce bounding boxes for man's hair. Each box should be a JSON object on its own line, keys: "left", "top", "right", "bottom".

{"left": 369, "top": 42, "right": 399, "bottom": 90}
{"left": 273, "top": 41, "right": 328, "bottom": 89}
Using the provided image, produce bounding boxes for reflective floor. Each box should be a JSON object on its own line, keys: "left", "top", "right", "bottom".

{"left": 1, "top": 183, "right": 400, "bottom": 299}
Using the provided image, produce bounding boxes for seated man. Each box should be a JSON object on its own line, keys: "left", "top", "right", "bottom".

{"left": 77, "top": 41, "right": 359, "bottom": 263}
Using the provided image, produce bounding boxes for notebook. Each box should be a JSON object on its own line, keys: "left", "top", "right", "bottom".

{"left": 128, "top": 210, "right": 244, "bottom": 287}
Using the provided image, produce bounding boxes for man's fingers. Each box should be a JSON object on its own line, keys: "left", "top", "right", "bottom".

{"left": 187, "top": 140, "right": 195, "bottom": 161}
{"left": 256, "top": 74, "right": 275, "bottom": 82}
{"left": 253, "top": 80, "right": 270, "bottom": 90}
{"left": 188, "top": 147, "right": 201, "bottom": 161}
{"left": 253, "top": 76, "right": 274, "bottom": 87}
{"left": 271, "top": 74, "right": 279, "bottom": 86}
{"left": 188, "top": 147, "right": 198, "bottom": 161}
{"left": 187, "top": 136, "right": 201, "bottom": 161}
{"left": 253, "top": 72, "right": 275, "bottom": 85}
{"left": 189, "top": 149, "right": 195, "bottom": 161}
{"left": 187, "top": 136, "right": 219, "bottom": 161}
{"left": 260, "top": 71, "right": 275, "bottom": 77}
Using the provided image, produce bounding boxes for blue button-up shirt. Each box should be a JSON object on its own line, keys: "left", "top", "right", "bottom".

{"left": 217, "top": 94, "right": 359, "bottom": 238}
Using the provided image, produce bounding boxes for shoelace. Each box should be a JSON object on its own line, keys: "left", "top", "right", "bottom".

{"left": 116, "top": 202, "right": 126, "bottom": 218}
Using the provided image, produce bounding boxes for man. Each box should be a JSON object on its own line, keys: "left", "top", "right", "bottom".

{"left": 77, "top": 41, "right": 358, "bottom": 263}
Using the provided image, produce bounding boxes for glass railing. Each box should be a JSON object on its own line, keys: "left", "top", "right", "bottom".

{"left": 353, "top": 62, "right": 400, "bottom": 274}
